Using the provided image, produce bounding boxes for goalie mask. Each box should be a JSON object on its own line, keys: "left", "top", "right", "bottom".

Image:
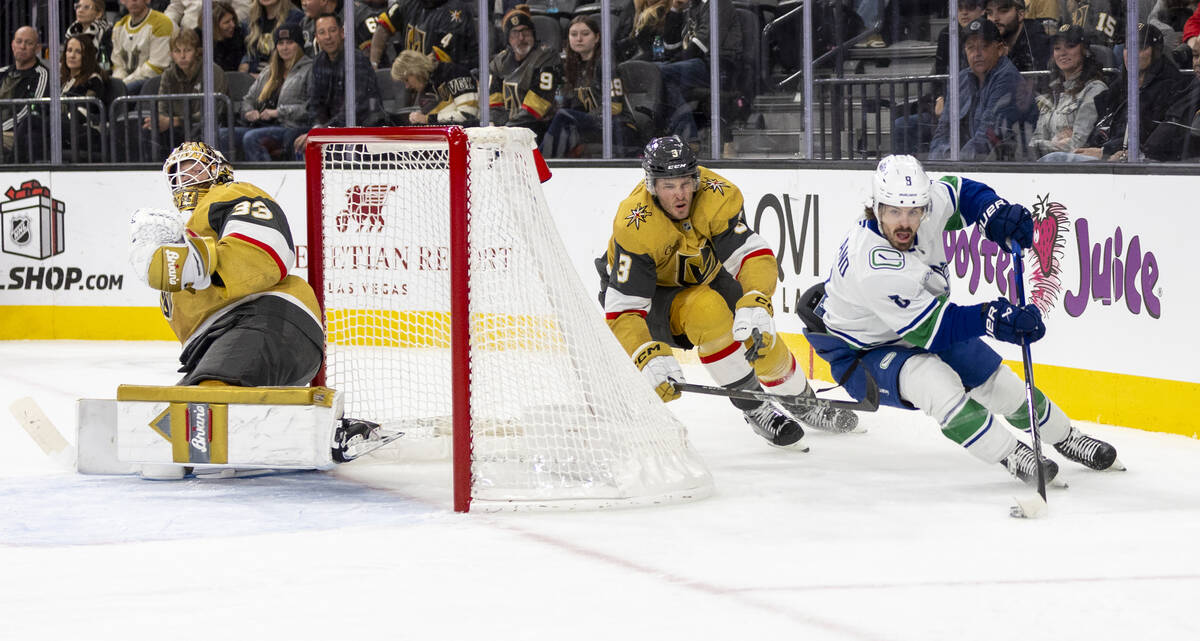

{"left": 872, "top": 154, "right": 930, "bottom": 218}
{"left": 164, "top": 142, "right": 233, "bottom": 211}
{"left": 642, "top": 135, "right": 699, "bottom": 196}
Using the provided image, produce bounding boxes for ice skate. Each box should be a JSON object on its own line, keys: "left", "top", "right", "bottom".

{"left": 332, "top": 418, "right": 402, "bottom": 463}
{"left": 791, "top": 389, "right": 861, "bottom": 433}
{"left": 1053, "top": 427, "right": 1123, "bottom": 471}
{"left": 743, "top": 401, "right": 808, "bottom": 450}
{"left": 1000, "top": 441, "right": 1059, "bottom": 486}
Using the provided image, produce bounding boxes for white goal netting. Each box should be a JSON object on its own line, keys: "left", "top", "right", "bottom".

{"left": 313, "top": 127, "right": 712, "bottom": 510}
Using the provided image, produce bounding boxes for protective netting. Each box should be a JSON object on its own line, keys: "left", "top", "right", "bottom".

{"left": 315, "top": 127, "right": 712, "bottom": 509}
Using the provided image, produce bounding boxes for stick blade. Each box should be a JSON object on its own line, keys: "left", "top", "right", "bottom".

{"left": 1010, "top": 493, "right": 1048, "bottom": 519}
{"left": 9, "top": 396, "right": 76, "bottom": 470}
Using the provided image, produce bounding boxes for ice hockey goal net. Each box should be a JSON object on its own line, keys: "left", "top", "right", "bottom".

{"left": 304, "top": 126, "right": 712, "bottom": 511}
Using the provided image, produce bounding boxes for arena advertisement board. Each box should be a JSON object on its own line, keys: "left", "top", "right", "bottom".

{"left": 0, "top": 166, "right": 1192, "bottom": 434}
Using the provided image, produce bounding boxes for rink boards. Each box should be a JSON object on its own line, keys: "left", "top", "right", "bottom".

{"left": 0, "top": 166, "right": 1192, "bottom": 437}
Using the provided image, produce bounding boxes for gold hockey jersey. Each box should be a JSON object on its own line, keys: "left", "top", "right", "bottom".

{"left": 162, "top": 181, "right": 321, "bottom": 346}
{"left": 601, "top": 167, "right": 776, "bottom": 353}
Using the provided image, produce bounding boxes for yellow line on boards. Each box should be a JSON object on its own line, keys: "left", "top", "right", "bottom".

{"left": 0, "top": 306, "right": 175, "bottom": 340}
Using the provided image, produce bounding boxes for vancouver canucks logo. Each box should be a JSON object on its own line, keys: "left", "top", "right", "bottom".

{"left": 701, "top": 177, "right": 728, "bottom": 195}
{"left": 625, "top": 204, "right": 651, "bottom": 229}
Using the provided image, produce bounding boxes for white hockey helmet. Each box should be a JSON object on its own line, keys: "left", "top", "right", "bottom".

{"left": 163, "top": 142, "right": 233, "bottom": 210}
{"left": 872, "top": 154, "right": 930, "bottom": 217}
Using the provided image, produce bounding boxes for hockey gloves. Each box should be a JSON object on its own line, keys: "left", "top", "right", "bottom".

{"left": 980, "top": 200, "right": 1034, "bottom": 251}
{"left": 732, "top": 291, "right": 775, "bottom": 361}
{"left": 633, "top": 341, "right": 684, "bottom": 402}
{"left": 147, "top": 235, "right": 218, "bottom": 292}
{"left": 984, "top": 298, "right": 1046, "bottom": 345}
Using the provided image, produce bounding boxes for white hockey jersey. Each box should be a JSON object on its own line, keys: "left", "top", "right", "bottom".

{"left": 822, "top": 176, "right": 971, "bottom": 351}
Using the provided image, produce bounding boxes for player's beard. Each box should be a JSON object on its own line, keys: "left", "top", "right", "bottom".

{"left": 887, "top": 225, "right": 915, "bottom": 250}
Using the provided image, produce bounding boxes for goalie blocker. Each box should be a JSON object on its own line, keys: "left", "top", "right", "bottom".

{"left": 76, "top": 385, "right": 396, "bottom": 478}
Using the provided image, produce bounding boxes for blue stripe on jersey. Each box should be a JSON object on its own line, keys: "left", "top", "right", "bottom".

{"left": 896, "top": 297, "right": 942, "bottom": 335}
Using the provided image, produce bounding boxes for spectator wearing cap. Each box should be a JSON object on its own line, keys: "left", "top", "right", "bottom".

{"left": 1185, "top": 4, "right": 1200, "bottom": 63}
{"left": 929, "top": 17, "right": 1028, "bottom": 160}
{"left": 894, "top": 0, "right": 988, "bottom": 155}
{"left": 1044, "top": 23, "right": 1191, "bottom": 161}
{"left": 487, "top": 5, "right": 562, "bottom": 144}
{"left": 293, "top": 13, "right": 382, "bottom": 156}
{"left": 1030, "top": 24, "right": 1110, "bottom": 159}
{"left": 230, "top": 22, "right": 313, "bottom": 160}
{"left": 239, "top": 0, "right": 305, "bottom": 75}
{"left": 986, "top": 0, "right": 1052, "bottom": 71}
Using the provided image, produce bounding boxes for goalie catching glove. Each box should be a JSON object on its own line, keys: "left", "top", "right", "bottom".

{"left": 128, "top": 207, "right": 217, "bottom": 292}
{"left": 633, "top": 341, "right": 684, "bottom": 402}
{"left": 732, "top": 291, "right": 775, "bottom": 361}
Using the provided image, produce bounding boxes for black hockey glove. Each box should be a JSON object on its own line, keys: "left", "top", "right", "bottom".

{"left": 983, "top": 298, "right": 1045, "bottom": 345}
{"left": 980, "top": 200, "right": 1034, "bottom": 250}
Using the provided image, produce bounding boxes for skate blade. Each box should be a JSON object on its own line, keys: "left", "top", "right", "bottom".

{"left": 769, "top": 439, "right": 810, "bottom": 453}
{"left": 1050, "top": 476, "right": 1069, "bottom": 489}
{"left": 1010, "top": 493, "right": 1048, "bottom": 519}
{"left": 1108, "top": 457, "right": 1127, "bottom": 471}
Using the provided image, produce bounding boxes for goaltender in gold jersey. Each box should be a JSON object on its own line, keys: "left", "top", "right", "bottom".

{"left": 597, "top": 136, "right": 858, "bottom": 450}
{"left": 122, "top": 142, "right": 393, "bottom": 475}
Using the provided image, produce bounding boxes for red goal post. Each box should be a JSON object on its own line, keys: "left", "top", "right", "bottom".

{"left": 304, "top": 126, "right": 712, "bottom": 512}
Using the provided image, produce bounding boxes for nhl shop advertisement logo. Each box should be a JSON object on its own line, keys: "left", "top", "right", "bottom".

{"left": 2, "top": 179, "right": 66, "bottom": 260}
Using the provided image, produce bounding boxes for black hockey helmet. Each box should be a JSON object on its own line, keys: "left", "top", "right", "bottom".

{"left": 642, "top": 136, "right": 698, "bottom": 195}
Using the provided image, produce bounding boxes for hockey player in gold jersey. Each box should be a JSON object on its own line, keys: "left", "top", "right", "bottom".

{"left": 124, "top": 142, "right": 392, "bottom": 470}
{"left": 129, "top": 141, "right": 324, "bottom": 388}
{"left": 598, "top": 137, "right": 858, "bottom": 449}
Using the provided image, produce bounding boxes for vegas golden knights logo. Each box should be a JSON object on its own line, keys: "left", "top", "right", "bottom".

{"left": 503, "top": 81, "right": 521, "bottom": 110}
{"left": 577, "top": 87, "right": 598, "bottom": 113}
{"left": 674, "top": 247, "right": 718, "bottom": 286}
{"left": 405, "top": 26, "right": 427, "bottom": 53}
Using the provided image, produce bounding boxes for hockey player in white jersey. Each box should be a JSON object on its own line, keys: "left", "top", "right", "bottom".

{"left": 799, "top": 155, "right": 1120, "bottom": 485}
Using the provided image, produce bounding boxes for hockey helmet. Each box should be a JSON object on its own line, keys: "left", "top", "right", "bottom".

{"left": 872, "top": 154, "right": 930, "bottom": 217}
{"left": 163, "top": 141, "right": 234, "bottom": 210}
{"left": 642, "top": 136, "right": 699, "bottom": 195}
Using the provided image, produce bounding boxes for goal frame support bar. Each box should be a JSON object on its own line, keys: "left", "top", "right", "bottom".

{"left": 304, "top": 126, "right": 475, "bottom": 512}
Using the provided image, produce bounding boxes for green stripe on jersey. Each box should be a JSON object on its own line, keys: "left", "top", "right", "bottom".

{"left": 942, "top": 398, "right": 991, "bottom": 445}
{"left": 937, "top": 176, "right": 966, "bottom": 231}
{"left": 901, "top": 296, "right": 948, "bottom": 349}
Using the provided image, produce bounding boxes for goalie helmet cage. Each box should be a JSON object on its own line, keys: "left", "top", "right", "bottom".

{"left": 304, "top": 126, "right": 713, "bottom": 512}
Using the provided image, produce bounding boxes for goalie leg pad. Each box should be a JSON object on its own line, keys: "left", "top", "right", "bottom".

{"left": 114, "top": 385, "right": 344, "bottom": 471}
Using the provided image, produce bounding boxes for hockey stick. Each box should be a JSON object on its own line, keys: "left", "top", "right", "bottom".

{"left": 670, "top": 368, "right": 880, "bottom": 414}
{"left": 1010, "top": 240, "right": 1048, "bottom": 517}
{"left": 9, "top": 397, "right": 76, "bottom": 471}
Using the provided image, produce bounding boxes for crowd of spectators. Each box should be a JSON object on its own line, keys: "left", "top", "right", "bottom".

{"left": 1, "top": 0, "right": 1200, "bottom": 164}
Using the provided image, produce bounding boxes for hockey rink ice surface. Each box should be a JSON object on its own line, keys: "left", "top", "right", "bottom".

{"left": 2, "top": 341, "right": 1198, "bottom": 640}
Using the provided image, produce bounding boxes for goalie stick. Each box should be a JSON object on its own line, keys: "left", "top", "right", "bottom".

{"left": 1009, "top": 240, "right": 1049, "bottom": 519}
{"left": 9, "top": 396, "right": 76, "bottom": 471}
{"left": 670, "top": 368, "right": 881, "bottom": 414}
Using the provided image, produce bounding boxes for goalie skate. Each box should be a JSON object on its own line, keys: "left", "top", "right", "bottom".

{"left": 1053, "top": 427, "right": 1123, "bottom": 471}
{"left": 1000, "top": 441, "right": 1059, "bottom": 486}
{"left": 332, "top": 419, "right": 403, "bottom": 463}
{"left": 743, "top": 402, "right": 808, "bottom": 450}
